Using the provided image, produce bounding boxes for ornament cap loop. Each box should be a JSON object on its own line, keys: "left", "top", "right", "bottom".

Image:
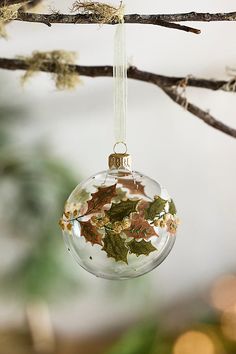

{"left": 113, "top": 141, "right": 127, "bottom": 154}
{"left": 108, "top": 152, "right": 131, "bottom": 171}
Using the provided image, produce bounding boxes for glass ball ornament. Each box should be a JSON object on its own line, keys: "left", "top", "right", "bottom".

{"left": 59, "top": 152, "right": 179, "bottom": 279}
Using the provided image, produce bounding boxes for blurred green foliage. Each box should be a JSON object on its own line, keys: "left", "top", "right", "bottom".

{"left": 0, "top": 84, "right": 79, "bottom": 301}
{"left": 106, "top": 322, "right": 170, "bottom": 354}
{"left": 0, "top": 82, "right": 146, "bottom": 304}
{"left": 107, "top": 320, "right": 236, "bottom": 354}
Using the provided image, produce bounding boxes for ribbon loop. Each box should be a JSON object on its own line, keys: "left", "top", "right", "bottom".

{"left": 113, "top": 8, "right": 127, "bottom": 145}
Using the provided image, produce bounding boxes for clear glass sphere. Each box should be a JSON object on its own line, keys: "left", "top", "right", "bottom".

{"left": 59, "top": 168, "right": 178, "bottom": 280}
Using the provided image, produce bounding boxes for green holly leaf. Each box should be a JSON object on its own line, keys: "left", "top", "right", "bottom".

{"left": 169, "top": 199, "right": 177, "bottom": 215}
{"left": 145, "top": 196, "right": 167, "bottom": 220}
{"left": 107, "top": 199, "right": 139, "bottom": 222}
{"left": 128, "top": 239, "right": 157, "bottom": 257}
{"left": 102, "top": 230, "right": 128, "bottom": 263}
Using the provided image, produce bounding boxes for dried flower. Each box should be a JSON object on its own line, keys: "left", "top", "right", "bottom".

{"left": 102, "top": 215, "right": 110, "bottom": 225}
{"left": 73, "top": 209, "right": 78, "bottom": 217}
{"left": 154, "top": 219, "right": 160, "bottom": 227}
{"left": 59, "top": 218, "right": 73, "bottom": 232}
{"left": 154, "top": 218, "right": 166, "bottom": 228}
{"left": 163, "top": 213, "right": 172, "bottom": 221}
{"left": 122, "top": 217, "right": 131, "bottom": 230}
{"left": 90, "top": 214, "right": 110, "bottom": 228}
{"left": 59, "top": 218, "right": 65, "bottom": 230}
{"left": 64, "top": 211, "right": 70, "bottom": 219}
{"left": 166, "top": 218, "right": 178, "bottom": 235}
{"left": 113, "top": 221, "right": 123, "bottom": 234}
{"left": 67, "top": 223, "right": 72, "bottom": 231}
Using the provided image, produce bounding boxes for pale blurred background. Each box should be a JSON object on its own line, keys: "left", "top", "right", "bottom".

{"left": 0, "top": 0, "right": 236, "bottom": 353}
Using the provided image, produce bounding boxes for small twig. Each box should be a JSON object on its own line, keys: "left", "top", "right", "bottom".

{"left": 138, "top": 11, "right": 236, "bottom": 22}
{"left": 162, "top": 87, "right": 236, "bottom": 138}
{"left": 140, "top": 19, "right": 201, "bottom": 34}
{"left": 0, "top": 57, "right": 235, "bottom": 139}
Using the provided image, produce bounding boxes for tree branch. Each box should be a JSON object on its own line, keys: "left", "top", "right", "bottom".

{"left": 13, "top": 11, "right": 201, "bottom": 33}
{"left": 0, "top": 57, "right": 235, "bottom": 138}
{"left": 162, "top": 87, "right": 236, "bottom": 138}
{"left": 13, "top": 11, "right": 236, "bottom": 25}
{"left": 0, "top": 58, "right": 233, "bottom": 92}
{"left": 6, "top": 10, "right": 236, "bottom": 34}
{"left": 142, "top": 11, "right": 236, "bottom": 22}
{"left": 1, "top": 1, "right": 235, "bottom": 24}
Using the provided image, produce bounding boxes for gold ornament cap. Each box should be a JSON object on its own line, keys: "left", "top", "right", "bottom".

{"left": 108, "top": 153, "right": 132, "bottom": 170}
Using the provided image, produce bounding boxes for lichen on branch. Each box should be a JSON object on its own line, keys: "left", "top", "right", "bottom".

{"left": 19, "top": 50, "right": 81, "bottom": 90}
{"left": 0, "top": 2, "right": 22, "bottom": 37}
{"left": 71, "top": 0, "right": 124, "bottom": 24}
{"left": 222, "top": 68, "right": 236, "bottom": 92}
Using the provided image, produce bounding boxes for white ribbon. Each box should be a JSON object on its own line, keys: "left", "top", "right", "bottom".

{"left": 113, "top": 11, "right": 127, "bottom": 146}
